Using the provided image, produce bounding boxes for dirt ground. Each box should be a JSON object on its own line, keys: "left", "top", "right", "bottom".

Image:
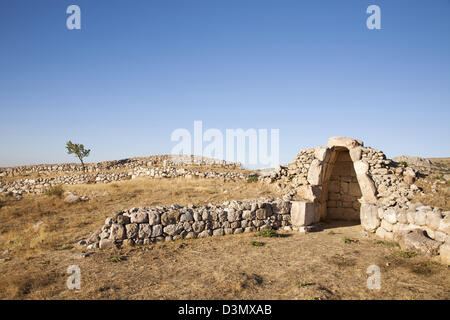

{"left": 0, "top": 222, "right": 448, "bottom": 300}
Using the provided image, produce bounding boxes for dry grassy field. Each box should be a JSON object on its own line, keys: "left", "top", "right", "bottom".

{"left": 0, "top": 164, "right": 449, "bottom": 300}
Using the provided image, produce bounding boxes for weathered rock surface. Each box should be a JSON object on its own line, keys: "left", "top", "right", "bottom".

{"left": 399, "top": 229, "right": 441, "bottom": 256}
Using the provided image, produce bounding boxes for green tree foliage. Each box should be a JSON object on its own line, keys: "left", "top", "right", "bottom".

{"left": 66, "top": 141, "right": 90, "bottom": 172}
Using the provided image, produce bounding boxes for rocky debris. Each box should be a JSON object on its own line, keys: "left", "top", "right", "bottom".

{"left": 398, "top": 229, "right": 441, "bottom": 256}
{"left": 392, "top": 155, "right": 433, "bottom": 168}
{"left": 0, "top": 154, "right": 241, "bottom": 177}
{"left": 0, "top": 160, "right": 249, "bottom": 195}
{"left": 359, "top": 201, "right": 450, "bottom": 263}
{"left": 84, "top": 198, "right": 291, "bottom": 249}
{"left": 64, "top": 192, "right": 80, "bottom": 204}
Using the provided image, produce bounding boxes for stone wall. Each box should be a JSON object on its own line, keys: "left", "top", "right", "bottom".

{"left": 360, "top": 201, "right": 450, "bottom": 263}
{"left": 326, "top": 151, "right": 362, "bottom": 221}
{"left": 0, "top": 155, "right": 246, "bottom": 196}
{"left": 0, "top": 154, "right": 241, "bottom": 177}
{"left": 85, "top": 198, "right": 292, "bottom": 249}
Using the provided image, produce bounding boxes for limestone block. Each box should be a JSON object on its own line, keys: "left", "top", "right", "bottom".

{"left": 152, "top": 224, "right": 163, "bottom": 237}
{"left": 360, "top": 203, "right": 380, "bottom": 232}
{"left": 212, "top": 228, "right": 224, "bottom": 236}
{"left": 139, "top": 223, "right": 152, "bottom": 238}
{"left": 330, "top": 163, "right": 353, "bottom": 177}
{"left": 291, "top": 201, "right": 317, "bottom": 227}
{"left": 296, "top": 185, "right": 322, "bottom": 201}
{"left": 227, "top": 209, "right": 241, "bottom": 222}
{"left": 439, "top": 215, "right": 450, "bottom": 234}
{"left": 109, "top": 224, "right": 126, "bottom": 240}
{"left": 148, "top": 212, "right": 161, "bottom": 225}
{"left": 192, "top": 221, "right": 205, "bottom": 233}
{"left": 314, "top": 147, "right": 331, "bottom": 162}
{"left": 415, "top": 211, "right": 427, "bottom": 226}
{"left": 383, "top": 208, "right": 398, "bottom": 224}
{"left": 355, "top": 173, "right": 377, "bottom": 203}
{"left": 327, "top": 137, "right": 364, "bottom": 149}
{"left": 198, "top": 230, "right": 212, "bottom": 238}
{"left": 348, "top": 183, "right": 361, "bottom": 197}
{"left": 353, "top": 160, "right": 369, "bottom": 176}
{"left": 406, "top": 210, "right": 416, "bottom": 224}
{"left": 125, "top": 223, "right": 139, "bottom": 239}
{"left": 349, "top": 147, "right": 362, "bottom": 162}
{"left": 318, "top": 201, "right": 327, "bottom": 221}
{"left": 307, "top": 160, "right": 324, "bottom": 185}
{"left": 256, "top": 208, "right": 268, "bottom": 220}
{"left": 381, "top": 219, "right": 394, "bottom": 232}
{"left": 328, "top": 193, "right": 341, "bottom": 201}
{"left": 327, "top": 200, "right": 337, "bottom": 208}
{"left": 99, "top": 239, "right": 115, "bottom": 249}
{"left": 342, "top": 201, "right": 353, "bottom": 208}
{"left": 130, "top": 211, "right": 149, "bottom": 224}
{"left": 328, "top": 180, "right": 339, "bottom": 193}
{"left": 426, "top": 212, "right": 442, "bottom": 230}
{"left": 433, "top": 231, "right": 448, "bottom": 243}
{"left": 392, "top": 223, "right": 417, "bottom": 235}
{"left": 375, "top": 227, "right": 393, "bottom": 240}
{"left": 396, "top": 212, "right": 408, "bottom": 224}
{"left": 399, "top": 229, "right": 441, "bottom": 256}
{"left": 439, "top": 243, "right": 450, "bottom": 265}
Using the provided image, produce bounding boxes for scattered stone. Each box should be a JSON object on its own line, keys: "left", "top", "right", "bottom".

{"left": 399, "top": 229, "right": 441, "bottom": 256}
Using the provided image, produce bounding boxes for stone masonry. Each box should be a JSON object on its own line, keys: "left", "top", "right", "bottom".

{"left": 85, "top": 198, "right": 292, "bottom": 249}
{"left": 19, "top": 136, "right": 447, "bottom": 264}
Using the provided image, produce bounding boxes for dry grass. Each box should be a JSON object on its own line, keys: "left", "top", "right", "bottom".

{"left": 0, "top": 177, "right": 280, "bottom": 258}
{"left": 0, "top": 223, "right": 448, "bottom": 300}
{"left": 412, "top": 159, "right": 450, "bottom": 211}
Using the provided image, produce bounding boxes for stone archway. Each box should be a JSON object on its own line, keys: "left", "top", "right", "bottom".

{"left": 322, "top": 148, "right": 362, "bottom": 221}
{"left": 291, "top": 137, "right": 378, "bottom": 229}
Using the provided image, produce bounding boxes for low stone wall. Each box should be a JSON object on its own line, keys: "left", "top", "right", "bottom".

{"left": 85, "top": 198, "right": 292, "bottom": 249}
{"left": 0, "top": 155, "right": 241, "bottom": 177}
{"left": 0, "top": 165, "right": 249, "bottom": 195}
{"left": 360, "top": 201, "right": 450, "bottom": 263}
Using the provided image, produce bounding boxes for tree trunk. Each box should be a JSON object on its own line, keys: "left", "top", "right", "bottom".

{"left": 79, "top": 157, "right": 85, "bottom": 172}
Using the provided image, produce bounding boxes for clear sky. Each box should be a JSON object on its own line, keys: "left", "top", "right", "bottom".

{"left": 0, "top": 0, "right": 449, "bottom": 168}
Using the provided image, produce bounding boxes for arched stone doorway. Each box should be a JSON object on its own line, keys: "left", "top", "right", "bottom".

{"left": 323, "top": 148, "right": 362, "bottom": 221}
{"left": 291, "top": 137, "right": 378, "bottom": 229}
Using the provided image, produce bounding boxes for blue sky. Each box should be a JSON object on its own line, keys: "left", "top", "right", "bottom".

{"left": 0, "top": 0, "right": 449, "bottom": 167}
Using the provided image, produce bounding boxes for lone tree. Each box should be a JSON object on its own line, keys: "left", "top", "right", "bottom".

{"left": 66, "top": 141, "right": 91, "bottom": 172}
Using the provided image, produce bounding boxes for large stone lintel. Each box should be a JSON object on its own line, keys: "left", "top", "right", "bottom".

{"left": 327, "top": 137, "right": 363, "bottom": 149}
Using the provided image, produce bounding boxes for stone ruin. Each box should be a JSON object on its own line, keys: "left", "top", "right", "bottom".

{"left": 0, "top": 155, "right": 245, "bottom": 196}
{"left": 84, "top": 137, "right": 449, "bottom": 265}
